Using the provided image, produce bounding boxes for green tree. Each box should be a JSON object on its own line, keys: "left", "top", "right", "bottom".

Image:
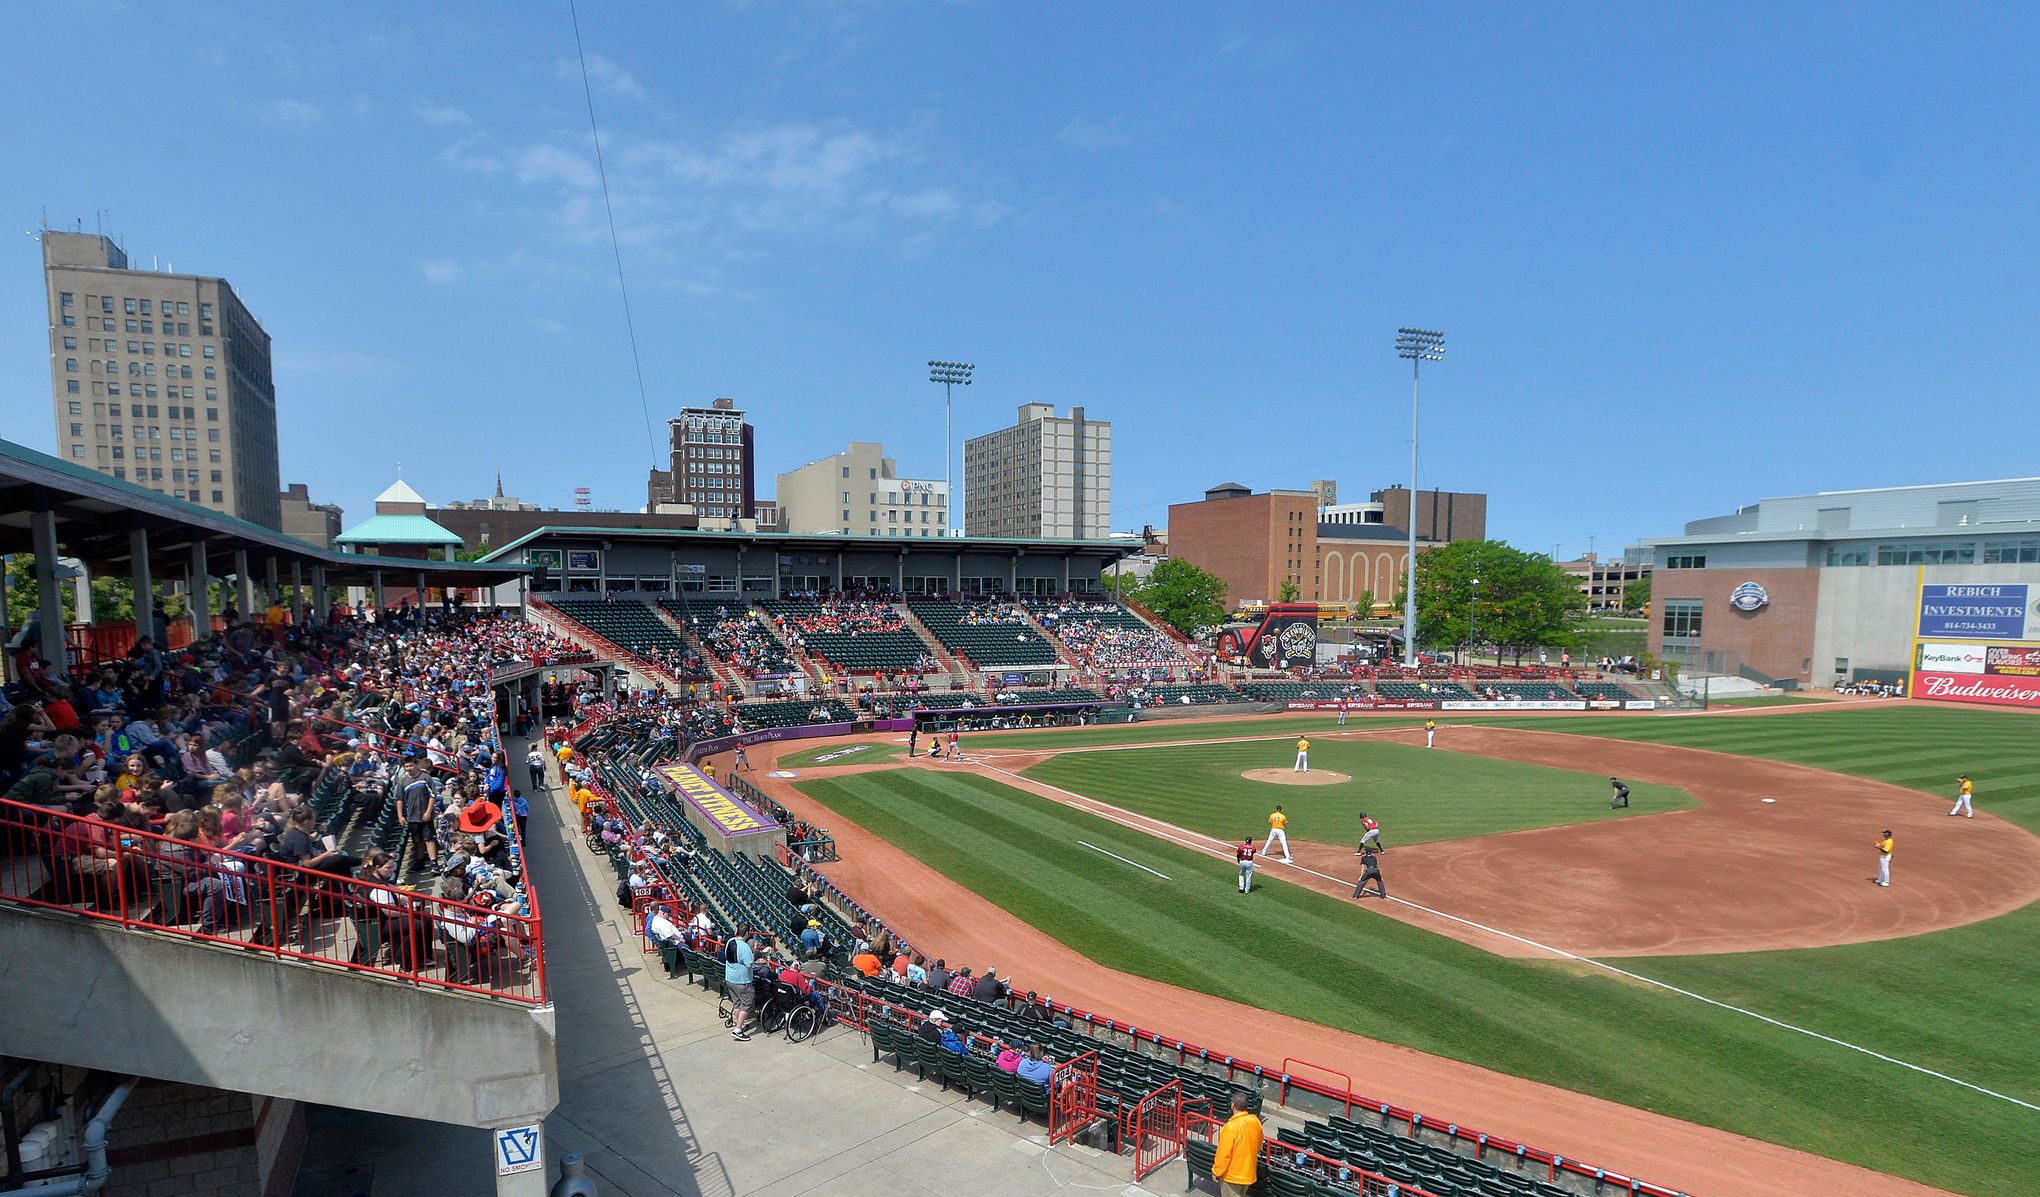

{"left": 1355, "top": 589, "right": 1376, "bottom": 618}
{"left": 1276, "top": 578, "right": 1301, "bottom": 603}
{"left": 1392, "top": 539, "right": 1588, "bottom": 658}
{"left": 455, "top": 543, "right": 493, "bottom": 563}
{"left": 1128, "top": 560, "right": 1228, "bottom": 636}
{"left": 5, "top": 556, "right": 191, "bottom": 630}
{"left": 1624, "top": 572, "right": 1652, "bottom": 613}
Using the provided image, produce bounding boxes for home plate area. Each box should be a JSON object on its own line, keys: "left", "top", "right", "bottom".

{"left": 1239, "top": 768, "right": 1351, "bottom": 786}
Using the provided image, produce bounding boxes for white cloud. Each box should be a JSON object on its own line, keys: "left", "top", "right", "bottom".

{"left": 1058, "top": 114, "right": 1134, "bottom": 150}
{"left": 421, "top": 259, "right": 461, "bottom": 285}
{"left": 255, "top": 98, "right": 322, "bottom": 131}
{"left": 557, "top": 53, "right": 645, "bottom": 100}
{"left": 531, "top": 316, "right": 566, "bottom": 335}
{"left": 514, "top": 144, "right": 602, "bottom": 191}
{"left": 440, "top": 134, "right": 502, "bottom": 173}
{"left": 414, "top": 103, "right": 472, "bottom": 128}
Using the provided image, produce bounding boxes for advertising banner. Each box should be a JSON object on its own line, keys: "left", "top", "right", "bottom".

{"left": 1623, "top": 700, "right": 1659, "bottom": 710}
{"left": 651, "top": 762, "right": 779, "bottom": 837}
{"left": 1986, "top": 645, "right": 2040, "bottom": 677}
{"left": 1440, "top": 700, "right": 1588, "bottom": 712}
{"left": 1913, "top": 671, "right": 2040, "bottom": 708}
{"left": 1918, "top": 643, "right": 1989, "bottom": 674}
{"left": 1917, "top": 584, "right": 2030, "bottom": 640}
{"left": 1283, "top": 700, "right": 1438, "bottom": 711}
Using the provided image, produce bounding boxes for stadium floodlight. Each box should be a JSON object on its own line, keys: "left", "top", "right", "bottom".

{"left": 1394, "top": 327, "right": 1445, "bottom": 667}
{"left": 928, "top": 360, "right": 975, "bottom": 534}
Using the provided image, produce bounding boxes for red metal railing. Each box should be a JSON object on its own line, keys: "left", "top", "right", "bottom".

{"left": 1184, "top": 1110, "right": 1447, "bottom": 1197}
{"left": 0, "top": 795, "right": 545, "bottom": 1004}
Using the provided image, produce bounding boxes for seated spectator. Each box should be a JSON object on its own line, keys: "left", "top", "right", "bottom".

{"left": 925, "top": 958, "right": 950, "bottom": 991}
{"left": 971, "top": 967, "right": 1008, "bottom": 1003}
{"left": 946, "top": 965, "right": 976, "bottom": 998}
{"left": 799, "top": 919, "right": 825, "bottom": 955}
{"left": 851, "top": 946, "right": 884, "bottom": 978}
{"left": 995, "top": 1044, "right": 1022, "bottom": 1073}
{"left": 1016, "top": 1041, "right": 1054, "bottom": 1090}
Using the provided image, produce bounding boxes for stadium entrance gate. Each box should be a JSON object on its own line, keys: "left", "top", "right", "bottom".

{"left": 1129, "top": 1079, "right": 1185, "bottom": 1180}
{"left": 1048, "top": 1051, "right": 1100, "bottom": 1145}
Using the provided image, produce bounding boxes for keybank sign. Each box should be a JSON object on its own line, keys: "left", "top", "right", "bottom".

{"left": 1918, "top": 584, "right": 2029, "bottom": 641}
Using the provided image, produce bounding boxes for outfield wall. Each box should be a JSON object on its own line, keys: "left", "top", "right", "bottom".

{"left": 1908, "top": 575, "right": 2040, "bottom": 710}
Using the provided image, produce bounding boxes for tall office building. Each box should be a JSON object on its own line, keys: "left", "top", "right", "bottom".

{"left": 646, "top": 397, "right": 755, "bottom": 523}
{"left": 963, "top": 404, "right": 1110, "bottom": 539}
{"left": 776, "top": 442, "right": 948, "bottom": 537}
{"left": 41, "top": 230, "right": 281, "bottom": 527}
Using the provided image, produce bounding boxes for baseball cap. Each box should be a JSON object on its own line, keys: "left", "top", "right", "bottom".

{"left": 927, "top": 1009, "right": 948, "bottom": 1023}
{"left": 807, "top": 920, "right": 820, "bottom": 928}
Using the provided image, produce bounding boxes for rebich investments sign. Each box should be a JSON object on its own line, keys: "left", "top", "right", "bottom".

{"left": 1917, "top": 584, "right": 2029, "bottom": 641}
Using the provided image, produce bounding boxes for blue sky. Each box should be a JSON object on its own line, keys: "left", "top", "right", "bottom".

{"left": 4, "top": 2, "right": 2037, "bottom": 557}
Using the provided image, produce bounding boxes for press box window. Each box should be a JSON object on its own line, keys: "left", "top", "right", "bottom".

{"left": 1661, "top": 600, "right": 1703, "bottom": 640}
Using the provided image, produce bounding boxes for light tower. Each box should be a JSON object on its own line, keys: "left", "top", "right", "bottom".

{"left": 1394, "top": 327, "right": 1444, "bottom": 667}
{"left": 928, "top": 360, "right": 974, "bottom": 534}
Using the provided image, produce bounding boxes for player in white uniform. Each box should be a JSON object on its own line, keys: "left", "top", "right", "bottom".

{"left": 1293, "top": 736, "right": 1310, "bottom": 774}
{"left": 1424, "top": 719, "right": 1437, "bottom": 748}
{"left": 1235, "top": 839, "right": 1257, "bottom": 893}
{"left": 1264, "top": 806, "right": 1292, "bottom": 862}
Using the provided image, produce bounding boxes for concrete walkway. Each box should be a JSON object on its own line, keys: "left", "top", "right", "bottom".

{"left": 296, "top": 737, "right": 1170, "bottom": 1197}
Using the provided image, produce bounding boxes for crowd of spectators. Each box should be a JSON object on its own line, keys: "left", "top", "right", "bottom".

{"left": 685, "top": 606, "right": 793, "bottom": 678}
{"left": 1030, "top": 599, "right": 1188, "bottom": 670}
{"left": 3, "top": 606, "right": 540, "bottom": 987}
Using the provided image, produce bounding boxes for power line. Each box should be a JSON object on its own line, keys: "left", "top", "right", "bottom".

{"left": 567, "top": 0, "right": 658, "bottom": 466}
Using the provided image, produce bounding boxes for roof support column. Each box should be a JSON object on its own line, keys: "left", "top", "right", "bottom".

{"left": 1062, "top": 555, "right": 1071, "bottom": 595}
{"left": 290, "top": 561, "right": 305, "bottom": 626}
{"left": 31, "top": 507, "right": 67, "bottom": 676}
{"left": 234, "top": 550, "right": 254, "bottom": 622}
{"left": 1009, "top": 552, "right": 1019, "bottom": 595}
{"left": 895, "top": 549, "right": 905, "bottom": 594}
{"left": 372, "top": 570, "right": 385, "bottom": 613}
{"left": 312, "top": 566, "right": 328, "bottom": 624}
{"left": 416, "top": 571, "right": 428, "bottom": 611}
{"left": 187, "top": 541, "right": 211, "bottom": 642}
{"left": 130, "top": 527, "right": 154, "bottom": 642}
{"left": 834, "top": 552, "right": 844, "bottom": 592}
{"left": 952, "top": 552, "right": 962, "bottom": 595}
{"left": 266, "top": 556, "right": 279, "bottom": 608}
{"left": 71, "top": 559, "right": 94, "bottom": 624}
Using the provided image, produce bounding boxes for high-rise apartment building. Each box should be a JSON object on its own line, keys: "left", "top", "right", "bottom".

{"left": 776, "top": 442, "right": 949, "bottom": 537}
{"left": 646, "top": 397, "right": 755, "bottom": 523}
{"left": 963, "top": 404, "right": 1110, "bottom": 539}
{"left": 42, "top": 231, "right": 281, "bottom": 526}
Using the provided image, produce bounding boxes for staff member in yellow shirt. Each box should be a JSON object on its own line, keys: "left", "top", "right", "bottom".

{"left": 1950, "top": 774, "right": 1974, "bottom": 818}
{"left": 1264, "top": 806, "right": 1292, "bottom": 863}
{"left": 1210, "top": 1092, "right": 1264, "bottom": 1195}
{"left": 1293, "top": 736, "right": 1310, "bottom": 774}
{"left": 1874, "top": 829, "right": 1894, "bottom": 887}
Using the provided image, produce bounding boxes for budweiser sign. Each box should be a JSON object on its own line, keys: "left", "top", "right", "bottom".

{"left": 1916, "top": 671, "right": 2040, "bottom": 708}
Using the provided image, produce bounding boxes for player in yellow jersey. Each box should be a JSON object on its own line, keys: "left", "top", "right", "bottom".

{"left": 1874, "top": 829, "right": 1894, "bottom": 887}
{"left": 1264, "top": 806, "right": 1292, "bottom": 862}
{"left": 1950, "top": 774, "right": 1974, "bottom": 818}
{"left": 1293, "top": 736, "right": 1310, "bottom": 774}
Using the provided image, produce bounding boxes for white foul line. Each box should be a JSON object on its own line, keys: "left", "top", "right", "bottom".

{"left": 976, "top": 760, "right": 2040, "bottom": 1114}
{"left": 1076, "top": 841, "right": 1171, "bottom": 880}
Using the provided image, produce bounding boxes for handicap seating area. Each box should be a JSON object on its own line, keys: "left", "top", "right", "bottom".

{"left": 1182, "top": 1107, "right": 1585, "bottom": 1197}
{"left": 1142, "top": 684, "right": 1246, "bottom": 706}
{"left": 908, "top": 598, "right": 1062, "bottom": 668}
{"left": 759, "top": 597, "right": 932, "bottom": 673}
{"left": 733, "top": 698, "right": 855, "bottom": 730}
{"left": 834, "top": 972, "right": 1256, "bottom": 1139}
{"left": 1375, "top": 681, "right": 1476, "bottom": 702}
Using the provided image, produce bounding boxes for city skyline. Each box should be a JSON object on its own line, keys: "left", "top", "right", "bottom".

{"left": 5, "top": 5, "right": 2037, "bottom": 557}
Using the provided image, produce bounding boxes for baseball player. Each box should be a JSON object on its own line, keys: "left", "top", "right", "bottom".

{"left": 1264, "top": 806, "right": 1292, "bottom": 862}
{"left": 1424, "top": 719, "right": 1437, "bottom": 749}
{"left": 948, "top": 730, "right": 961, "bottom": 760}
{"left": 1294, "top": 736, "right": 1310, "bottom": 774}
{"left": 733, "top": 743, "right": 751, "bottom": 773}
{"left": 1874, "top": 829, "right": 1894, "bottom": 887}
{"left": 1351, "top": 844, "right": 1386, "bottom": 899}
{"left": 1609, "top": 777, "right": 1630, "bottom": 809}
{"left": 1353, "top": 812, "right": 1382, "bottom": 855}
{"left": 1235, "top": 838, "right": 1257, "bottom": 894}
{"left": 1336, "top": 697, "right": 1349, "bottom": 726}
{"left": 1950, "top": 774, "right": 1974, "bottom": 818}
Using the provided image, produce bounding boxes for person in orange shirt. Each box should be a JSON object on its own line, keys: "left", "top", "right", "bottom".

{"left": 1210, "top": 1092, "right": 1264, "bottom": 1195}
{"left": 851, "top": 947, "right": 883, "bottom": 978}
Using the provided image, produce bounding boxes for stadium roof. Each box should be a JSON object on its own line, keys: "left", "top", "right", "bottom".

{"left": 0, "top": 437, "right": 525, "bottom": 587}
{"left": 335, "top": 513, "right": 463, "bottom": 546}
{"left": 477, "top": 524, "right": 1141, "bottom": 562}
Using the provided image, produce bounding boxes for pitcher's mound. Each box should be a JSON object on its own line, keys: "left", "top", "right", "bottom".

{"left": 1241, "top": 768, "right": 1351, "bottom": 786}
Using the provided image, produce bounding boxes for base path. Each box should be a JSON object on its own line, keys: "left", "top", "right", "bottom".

{"left": 736, "top": 735, "right": 1959, "bottom": 1197}
{"left": 1352, "top": 725, "right": 2040, "bottom": 957}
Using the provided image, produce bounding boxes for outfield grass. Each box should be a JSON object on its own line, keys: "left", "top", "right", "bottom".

{"left": 1019, "top": 738, "right": 1695, "bottom": 847}
{"left": 777, "top": 740, "right": 909, "bottom": 769}
{"left": 798, "top": 767, "right": 2036, "bottom": 1195}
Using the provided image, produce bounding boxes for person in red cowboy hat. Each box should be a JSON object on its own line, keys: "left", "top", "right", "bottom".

{"left": 456, "top": 793, "right": 503, "bottom": 837}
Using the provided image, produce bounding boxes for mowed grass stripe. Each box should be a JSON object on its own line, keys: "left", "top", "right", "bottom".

{"left": 800, "top": 768, "right": 2038, "bottom": 1196}
{"left": 1021, "top": 739, "right": 1696, "bottom": 848}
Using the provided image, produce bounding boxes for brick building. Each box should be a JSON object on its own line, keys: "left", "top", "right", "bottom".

{"left": 1170, "top": 483, "right": 1428, "bottom": 613}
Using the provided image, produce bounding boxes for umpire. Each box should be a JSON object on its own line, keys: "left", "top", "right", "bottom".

{"left": 1351, "top": 845, "right": 1386, "bottom": 900}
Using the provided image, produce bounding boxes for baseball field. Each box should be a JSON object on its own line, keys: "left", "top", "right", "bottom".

{"left": 769, "top": 704, "right": 2040, "bottom": 1197}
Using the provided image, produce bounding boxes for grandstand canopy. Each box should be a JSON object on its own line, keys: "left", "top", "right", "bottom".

{"left": 0, "top": 436, "right": 530, "bottom": 641}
